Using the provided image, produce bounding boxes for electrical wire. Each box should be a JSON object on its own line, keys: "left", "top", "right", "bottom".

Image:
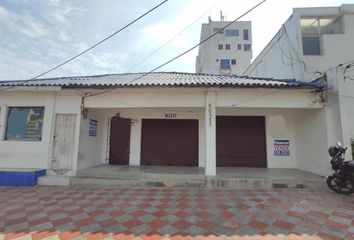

{"left": 127, "top": 1, "right": 218, "bottom": 73}
{"left": 87, "top": 0, "right": 267, "bottom": 98}
{"left": 0, "top": 0, "right": 169, "bottom": 93}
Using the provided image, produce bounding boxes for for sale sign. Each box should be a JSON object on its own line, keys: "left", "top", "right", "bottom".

{"left": 274, "top": 140, "right": 290, "bottom": 156}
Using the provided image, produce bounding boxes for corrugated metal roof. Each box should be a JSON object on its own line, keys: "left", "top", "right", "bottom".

{"left": 0, "top": 72, "right": 325, "bottom": 89}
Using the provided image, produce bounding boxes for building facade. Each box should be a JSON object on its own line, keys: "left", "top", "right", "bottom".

{"left": 195, "top": 19, "right": 252, "bottom": 76}
{"left": 244, "top": 4, "right": 354, "bottom": 162}
{"left": 0, "top": 72, "right": 331, "bottom": 181}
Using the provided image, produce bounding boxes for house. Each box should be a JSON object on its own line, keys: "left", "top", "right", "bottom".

{"left": 244, "top": 4, "right": 354, "bottom": 165}
{"left": 0, "top": 72, "right": 328, "bottom": 186}
{"left": 195, "top": 17, "right": 252, "bottom": 75}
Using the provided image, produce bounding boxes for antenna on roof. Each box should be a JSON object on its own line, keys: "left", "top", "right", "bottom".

{"left": 220, "top": 10, "right": 225, "bottom": 21}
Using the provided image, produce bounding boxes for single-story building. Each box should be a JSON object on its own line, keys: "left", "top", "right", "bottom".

{"left": 0, "top": 71, "right": 344, "bottom": 183}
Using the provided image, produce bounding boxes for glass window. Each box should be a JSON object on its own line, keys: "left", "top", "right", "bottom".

{"left": 6, "top": 107, "right": 44, "bottom": 141}
{"left": 300, "top": 17, "right": 342, "bottom": 55}
{"left": 243, "top": 29, "right": 249, "bottom": 40}
{"left": 225, "top": 44, "right": 230, "bottom": 50}
{"left": 244, "top": 44, "right": 252, "bottom": 51}
{"left": 237, "top": 44, "right": 242, "bottom": 50}
{"left": 218, "top": 44, "right": 223, "bottom": 50}
{"left": 231, "top": 59, "right": 236, "bottom": 65}
{"left": 213, "top": 28, "right": 224, "bottom": 34}
{"left": 225, "top": 29, "right": 239, "bottom": 36}
{"left": 220, "top": 59, "right": 230, "bottom": 69}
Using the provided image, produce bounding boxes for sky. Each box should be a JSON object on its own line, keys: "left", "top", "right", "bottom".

{"left": 0, "top": 0, "right": 353, "bottom": 80}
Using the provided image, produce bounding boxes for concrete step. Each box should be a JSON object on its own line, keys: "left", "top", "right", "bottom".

{"left": 70, "top": 176, "right": 206, "bottom": 188}
{"left": 38, "top": 175, "right": 70, "bottom": 186}
{"left": 69, "top": 175, "right": 324, "bottom": 189}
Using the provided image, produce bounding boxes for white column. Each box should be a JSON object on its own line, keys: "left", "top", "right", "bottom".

{"left": 205, "top": 91, "right": 216, "bottom": 176}
{"left": 0, "top": 105, "right": 8, "bottom": 140}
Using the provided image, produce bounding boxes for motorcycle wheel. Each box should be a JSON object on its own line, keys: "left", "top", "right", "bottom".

{"left": 327, "top": 175, "right": 354, "bottom": 195}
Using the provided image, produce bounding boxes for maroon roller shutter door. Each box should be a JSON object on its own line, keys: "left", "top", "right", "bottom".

{"left": 216, "top": 116, "right": 267, "bottom": 167}
{"left": 141, "top": 119, "right": 198, "bottom": 166}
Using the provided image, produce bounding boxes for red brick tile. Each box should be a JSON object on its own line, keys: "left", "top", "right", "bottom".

{"left": 222, "top": 211, "right": 236, "bottom": 219}
{"left": 196, "top": 210, "right": 213, "bottom": 218}
{"left": 123, "top": 219, "right": 142, "bottom": 228}
{"left": 31, "top": 230, "right": 57, "bottom": 240}
{"left": 223, "top": 220, "right": 241, "bottom": 229}
{"left": 286, "top": 210, "right": 304, "bottom": 219}
{"left": 249, "top": 220, "right": 268, "bottom": 230}
{"left": 6, "top": 208, "right": 25, "bottom": 216}
{"left": 174, "top": 211, "right": 190, "bottom": 218}
{"left": 113, "top": 232, "right": 136, "bottom": 239}
{"left": 5, "top": 217, "right": 27, "bottom": 226}
{"left": 58, "top": 230, "right": 81, "bottom": 240}
{"left": 110, "top": 209, "right": 125, "bottom": 217}
{"left": 309, "top": 210, "right": 330, "bottom": 219}
{"left": 98, "top": 219, "right": 118, "bottom": 228}
{"left": 170, "top": 235, "right": 194, "bottom": 240}
{"left": 86, "top": 232, "right": 110, "bottom": 240}
{"left": 332, "top": 211, "right": 353, "bottom": 220}
{"left": 197, "top": 220, "right": 217, "bottom": 230}
{"left": 148, "top": 219, "right": 166, "bottom": 229}
{"left": 273, "top": 220, "right": 295, "bottom": 230}
{"left": 5, "top": 231, "right": 30, "bottom": 240}
{"left": 28, "top": 217, "right": 50, "bottom": 227}
{"left": 131, "top": 210, "right": 147, "bottom": 218}
{"left": 324, "top": 220, "right": 349, "bottom": 229}
{"left": 173, "top": 220, "right": 191, "bottom": 230}
{"left": 317, "top": 231, "right": 343, "bottom": 240}
{"left": 47, "top": 209, "right": 63, "bottom": 216}
{"left": 299, "top": 220, "right": 321, "bottom": 230}
{"left": 26, "top": 209, "right": 43, "bottom": 216}
{"left": 88, "top": 209, "right": 105, "bottom": 217}
{"left": 153, "top": 210, "right": 168, "bottom": 218}
{"left": 140, "top": 233, "right": 165, "bottom": 240}
{"left": 76, "top": 218, "right": 94, "bottom": 227}
{"left": 52, "top": 217, "right": 72, "bottom": 227}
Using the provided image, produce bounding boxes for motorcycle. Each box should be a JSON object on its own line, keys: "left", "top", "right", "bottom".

{"left": 327, "top": 142, "right": 354, "bottom": 195}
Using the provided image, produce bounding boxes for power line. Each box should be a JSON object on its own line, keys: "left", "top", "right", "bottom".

{"left": 87, "top": 0, "right": 267, "bottom": 98}
{"left": 0, "top": 0, "right": 169, "bottom": 93}
{"left": 127, "top": 2, "right": 218, "bottom": 73}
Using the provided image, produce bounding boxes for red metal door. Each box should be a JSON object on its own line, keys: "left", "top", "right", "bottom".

{"left": 216, "top": 116, "right": 267, "bottom": 167}
{"left": 141, "top": 119, "right": 198, "bottom": 166}
{"left": 109, "top": 117, "right": 131, "bottom": 165}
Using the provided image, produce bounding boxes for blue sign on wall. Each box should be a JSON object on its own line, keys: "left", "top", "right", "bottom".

{"left": 89, "top": 119, "right": 97, "bottom": 137}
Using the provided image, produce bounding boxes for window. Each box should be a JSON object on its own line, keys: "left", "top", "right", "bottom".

{"left": 214, "top": 28, "right": 224, "bottom": 34}
{"left": 5, "top": 107, "right": 44, "bottom": 141}
{"left": 218, "top": 44, "right": 223, "bottom": 50}
{"left": 231, "top": 59, "right": 236, "bottom": 65}
{"left": 237, "top": 44, "right": 242, "bottom": 50}
{"left": 225, "top": 44, "right": 230, "bottom": 50}
{"left": 220, "top": 59, "right": 230, "bottom": 69}
{"left": 244, "top": 44, "right": 252, "bottom": 51}
{"left": 225, "top": 29, "right": 239, "bottom": 36}
{"left": 243, "top": 29, "right": 249, "bottom": 40}
{"left": 301, "top": 16, "right": 343, "bottom": 55}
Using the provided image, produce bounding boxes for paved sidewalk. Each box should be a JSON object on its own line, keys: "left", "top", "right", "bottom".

{"left": 0, "top": 187, "right": 353, "bottom": 240}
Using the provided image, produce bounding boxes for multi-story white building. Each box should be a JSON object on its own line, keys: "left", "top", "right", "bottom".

{"left": 244, "top": 4, "right": 354, "bottom": 166}
{"left": 195, "top": 18, "right": 252, "bottom": 75}
{"left": 244, "top": 4, "right": 354, "bottom": 82}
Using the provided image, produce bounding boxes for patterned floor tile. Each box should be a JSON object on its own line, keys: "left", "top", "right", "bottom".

{"left": 0, "top": 187, "right": 353, "bottom": 239}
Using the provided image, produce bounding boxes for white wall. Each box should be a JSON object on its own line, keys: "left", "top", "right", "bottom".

{"left": 0, "top": 91, "right": 82, "bottom": 170}
{"left": 0, "top": 92, "right": 55, "bottom": 169}
{"left": 245, "top": 5, "right": 354, "bottom": 82}
{"left": 77, "top": 109, "right": 105, "bottom": 170}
